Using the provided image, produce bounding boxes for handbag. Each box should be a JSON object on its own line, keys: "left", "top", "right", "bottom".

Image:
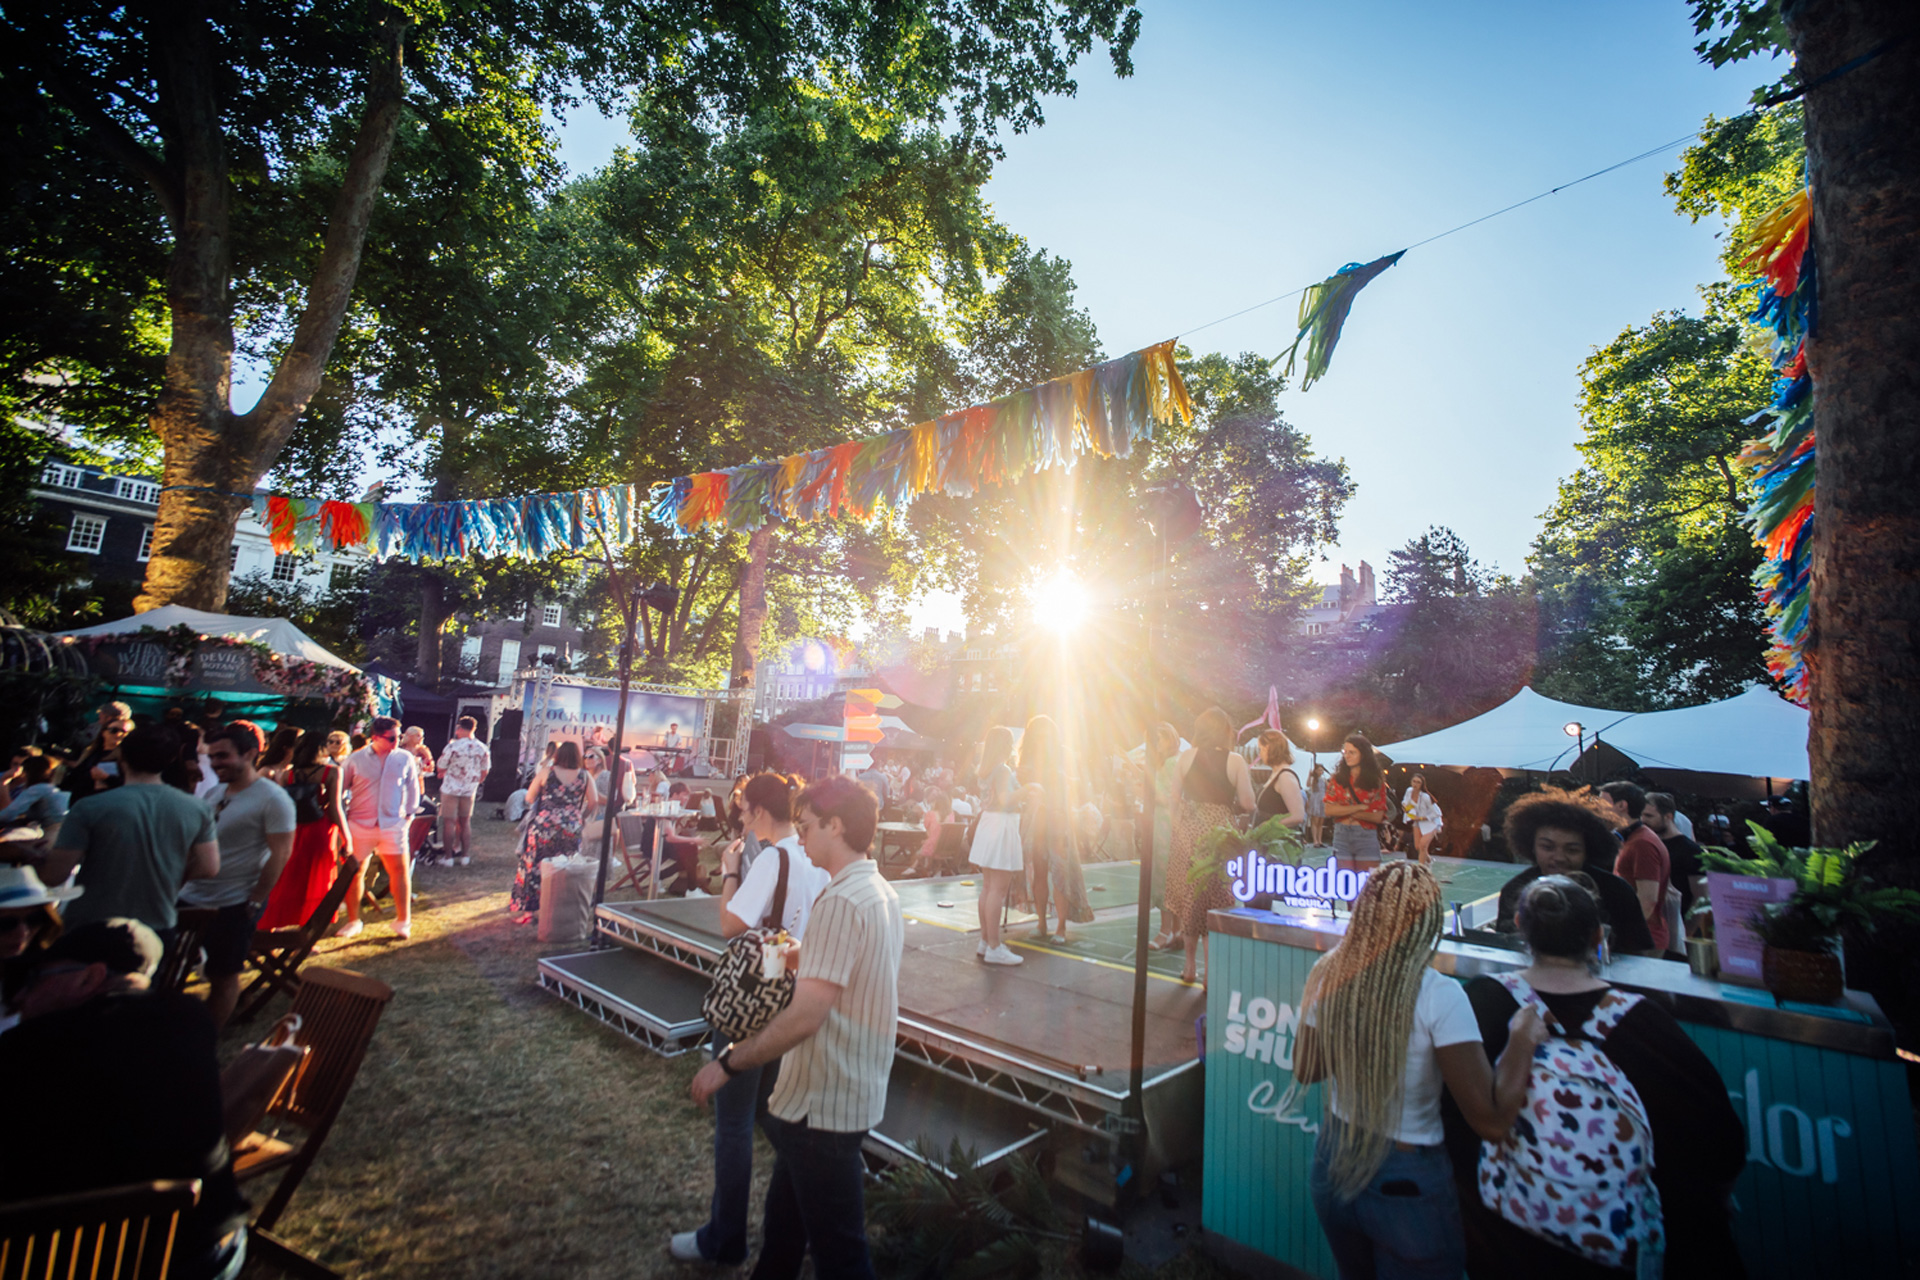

{"left": 702, "top": 845, "right": 796, "bottom": 1042}
{"left": 218, "top": 1012, "right": 309, "bottom": 1147}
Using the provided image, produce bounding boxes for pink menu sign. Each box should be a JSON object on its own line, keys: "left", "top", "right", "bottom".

{"left": 1706, "top": 871, "right": 1798, "bottom": 985}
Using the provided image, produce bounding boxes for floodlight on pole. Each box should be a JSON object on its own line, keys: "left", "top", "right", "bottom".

{"left": 1563, "top": 721, "right": 1583, "bottom": 738}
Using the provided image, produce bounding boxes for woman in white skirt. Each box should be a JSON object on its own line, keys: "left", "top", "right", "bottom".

{"left": 968, "top": 725, "right": 1025, "bottom": 966}
{"left": 1401, "top": 771, "right": 1443, "bottom": 863}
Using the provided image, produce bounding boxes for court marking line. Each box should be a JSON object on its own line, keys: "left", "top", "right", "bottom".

{"left": 1005, "top": 937, "right": 1198, "bottom": 988}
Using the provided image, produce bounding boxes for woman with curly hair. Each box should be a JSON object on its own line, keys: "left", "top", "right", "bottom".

{"left": 1494, "top": 789, "right": 1656, "bottom": 956}
{"left": 1323, "top": 734, "right": 1389, "bottom": 861}
{"left": 1295, "top": 861, "right": 1546, "bottom": 1279}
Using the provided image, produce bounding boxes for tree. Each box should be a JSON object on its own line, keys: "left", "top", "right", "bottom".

{"left": 2, "top": 1, "right": 1142, "bottom": 614}
{"left": 1530, "top": 294, "right": 1779, "bottom": 708}
{"left": 1692, "top": 1, "right": 1920, "bottom": 853}
{"left": 0, "top": 420, "right": 95, "bottom": 626}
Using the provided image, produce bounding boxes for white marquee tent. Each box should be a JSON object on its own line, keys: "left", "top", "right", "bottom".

{"left": 1375, "top": 684, "right": 1809, "bottom": 781}
{"left": 1375, "top": 687, "right": 1630, "bottom": 772}
{"left": 59, "top": 605, "right": 362, "bottom": 671}
{"left": 1592, "top": 685, "right": 1809, "bottom": 781}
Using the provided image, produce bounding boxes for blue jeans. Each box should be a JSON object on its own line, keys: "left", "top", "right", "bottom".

{"left": 750, "top": 1114, "right": 874, "bottom": 1280}
{"left": 1331, "top": 823, "right": 1380, "bottom": 860}
{"left": 694, "top": 1032, "right": 780, "bottom": 1264}
{"left": 1309, "top": 1123, "right": 1465, "bottom": 1280}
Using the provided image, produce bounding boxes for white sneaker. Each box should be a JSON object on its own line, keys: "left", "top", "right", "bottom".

{"left": 334, "top": 919, "right": 364, "bottom": 939}
{"left": 983, "top": 944, "right": 1024, "bottom": 966}
{"left": 392, "top": 921, "right": 412, "bottom": 940}
{"left": 457, "top": 856, "right": 471, "bottom": 866}
{"left": 668, "top": 1230, "right": 706, "bottom": 1262}
{"left": 976, "top": 939, "right": 988, "bottom": 956}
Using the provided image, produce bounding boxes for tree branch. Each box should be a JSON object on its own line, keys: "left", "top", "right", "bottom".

{"left": 237, "top": 14, "right": 410, "bottom": 465}
{"left": 6, "top": 18, "right": 183, "bottom": 229}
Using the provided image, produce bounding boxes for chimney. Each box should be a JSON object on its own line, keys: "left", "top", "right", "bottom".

{"left": 1358, "top": 561, "right": 1376, "bottom": 606}
{"left": 923, "top": 627, "right": 940, "bottom": 644}
{"left": 1339, "top": 564, "right": 1356, "bottom": 612}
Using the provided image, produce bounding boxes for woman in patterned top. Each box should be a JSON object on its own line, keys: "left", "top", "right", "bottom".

{"left": 509, "top": 740, "right": 598, "bottom": 922}
{"left": 1324, "top": 734, "right": 1389, "bottom": 861}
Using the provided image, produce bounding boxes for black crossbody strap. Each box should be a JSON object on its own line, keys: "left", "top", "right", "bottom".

{"left": 768, "top": 843, "right": 791, "bottom": 932}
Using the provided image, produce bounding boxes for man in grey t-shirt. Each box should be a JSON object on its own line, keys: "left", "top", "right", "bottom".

{"left": 45, "top": 725, "right": 219, "bottom": 937}
{"left": 182, "top": 722, "right": 297, "bottom": 1028}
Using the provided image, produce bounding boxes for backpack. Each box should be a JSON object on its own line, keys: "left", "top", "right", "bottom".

{"left": 1477, "top": 974, "right": 1665, "bottom": 1279}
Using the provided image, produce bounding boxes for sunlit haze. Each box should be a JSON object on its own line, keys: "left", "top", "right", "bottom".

{"left": 1029, "top": 570, "right": 1092, "bottom": 635}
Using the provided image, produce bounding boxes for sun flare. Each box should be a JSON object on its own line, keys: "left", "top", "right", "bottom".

{"left": 1029, "top": 569, "right": 1091, "bottom": 634}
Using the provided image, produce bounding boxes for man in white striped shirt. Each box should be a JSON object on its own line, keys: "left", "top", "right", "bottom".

{"left": 690, "top": 775, "right": 901, "bottom": 1279}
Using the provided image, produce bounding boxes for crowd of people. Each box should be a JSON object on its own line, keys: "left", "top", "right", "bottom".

{"left": 1, "top": 688, "right": 1771, "bottom": 1279}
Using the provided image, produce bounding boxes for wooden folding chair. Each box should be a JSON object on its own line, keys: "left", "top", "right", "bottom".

{"left": 233, "top": 861, "right": 356, "bottom": 1024}
{"left": 0, "top": 1179, "right": 199, "bottom": 1280}
{"left": 153, "top": 907, "right": 219, "bottom": 996}
{"left": 610, "top": 813, "right": 660, "bottom": 898}
{"left": 232, "top": 968, "right": 393, "bottom": 1243}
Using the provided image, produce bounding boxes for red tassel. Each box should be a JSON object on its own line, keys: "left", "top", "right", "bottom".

{"left": 266, "top": 496, "right": 297, "bottom": 554}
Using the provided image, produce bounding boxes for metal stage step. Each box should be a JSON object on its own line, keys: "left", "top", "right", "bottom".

{"left": 538, "top": 946, "right": 711, "bottom": 1057}
{"left": 868, "top": 1058, "right": 1050, "bottom": 1174}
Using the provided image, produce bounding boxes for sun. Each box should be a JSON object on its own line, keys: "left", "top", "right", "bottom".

{"left": 1029, "top": 569, "right": 1091, "bottom": 634}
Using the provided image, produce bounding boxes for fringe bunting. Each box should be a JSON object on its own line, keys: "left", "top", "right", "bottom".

{"left": 1737, "top": 189, "right": 1816, "bottom": 706}
{"left": 240, "top": 341, "right": 1192, "bottom": 563}
{"left": 1274, "top": 252, "right": 1405, "bottom": 391}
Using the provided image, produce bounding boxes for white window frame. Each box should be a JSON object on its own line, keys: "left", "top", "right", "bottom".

{"left": 42, "top": 464, "right": 85, "bottom": 490}
{"left": 229, "top": 544, "right": 240, "bottom": 569}
{"left": 67, "top": 514, "right": 107, "bottom": 553}
{"left": 271, "top": 552, "right": 298, "bottom": 584}
{"left": 541, "top": 603, "right": 563, "bottom": 628}
{"left": 116, "top": 478, "right": 160, "bottom": 504}
{"left": 460, "top": 635, "right": 483, "bottom": 665}
{"left": 536, "top": 643, "right": 559, "bottom": 665}
{"left": 496, "top": 638, "right": 522, "bottom": 682}
{"left": 137, "top": 524, "right": 155, "bottom": 561}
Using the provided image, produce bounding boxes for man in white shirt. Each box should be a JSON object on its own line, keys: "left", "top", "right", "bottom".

{"left": 670, "top": 772, "right": 829, "bottom": 1265}
{"left": 436, "top": 716, "right": 490, "bottom": 866}
{"left": 338, "top": 716, "right": 421, "bottom": 939}
{"left": 182, "top": 722, "right": 296, "bottom": 1028}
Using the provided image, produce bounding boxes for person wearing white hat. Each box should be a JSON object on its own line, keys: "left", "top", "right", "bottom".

{"left": 1, "top": 865, "right": 83, "bottom": 1031}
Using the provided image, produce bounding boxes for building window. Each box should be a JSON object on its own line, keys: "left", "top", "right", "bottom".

{"left": 42, "top": 464, "right": 85, "bottom": 490}
{"left": 271, "top": 553, "right": 298, "bottom": 584}
{"left": 229, "top": 544, "right": 240, "bottom": 568}
{"left": 116, "top": 478, "right": 160, "bottom": 505}
{"left": 536, "top": 643, "right": 558, "bottom": 665}
{"left": 67, "top": 514, "right": 107, "bottom": 553}
{"left": 137, "top": 525, "right": 155, "bottom": 561}
{"left": 496, "top": 638, "right": 521, "bottom": 682}
{"left": 460, "top": 635, "right": 482, "bottom": 669}
{"left": 541, "top": 603, "right": 563, "bottom": 628}
{"left": 329, "top": 561, "right": 356, "bottom": 590}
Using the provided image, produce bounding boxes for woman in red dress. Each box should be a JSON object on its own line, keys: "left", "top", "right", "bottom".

{"left": 259, "top": 730, "right": 350, "bottom": 930}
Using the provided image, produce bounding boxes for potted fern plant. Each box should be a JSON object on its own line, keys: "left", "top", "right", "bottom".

{"left": 1705, "top": 832, "right": 1920, "bottom": 1004}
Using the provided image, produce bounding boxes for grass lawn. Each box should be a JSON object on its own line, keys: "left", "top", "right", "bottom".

{"left": 231, "top": 813, "right": 1235, "bottom": 1280}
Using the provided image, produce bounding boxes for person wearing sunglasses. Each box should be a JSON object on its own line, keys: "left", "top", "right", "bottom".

{"left": 338, "top": 716, "right": 422, "bottom": 940}
{"left": 63, "top": 718, "right": 132, "bottom": 804}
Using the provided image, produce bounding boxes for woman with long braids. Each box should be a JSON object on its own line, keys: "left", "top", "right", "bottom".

{"left": 1322, "top": 733, "right": 1390, "bottom": 861}
{"left": 1295, "top": 861, "right": 1546, "bottom": 1279}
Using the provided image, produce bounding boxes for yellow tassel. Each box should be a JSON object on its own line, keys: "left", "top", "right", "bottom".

{"left": 910, "top": 420, "right": 939, "bottom": 494}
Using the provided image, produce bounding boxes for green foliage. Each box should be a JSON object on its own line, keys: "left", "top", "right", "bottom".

{"left": 867, "top": 1140, "right": 1066, "bottom": 1279}
{"left": 0, "top": 420, "right": 96, "bottom": 627}
{"left": 1189, "top": 815, "right": 1307, "bottom": 894}
{"left": 1688, "top": 1, "right": 1793, "bottom": 101}
{"left": 1664, "top": 105, "right": 1805, "bottom": 277}
{"left": 1701, "top": 824, "right": 1920, "bottom": 949}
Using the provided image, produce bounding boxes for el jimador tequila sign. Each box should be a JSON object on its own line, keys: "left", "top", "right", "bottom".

{"left": 1201, "top": 924, "right": 1920, "bottom": 1278}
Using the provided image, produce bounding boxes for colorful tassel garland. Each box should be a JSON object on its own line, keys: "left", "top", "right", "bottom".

{"left": 1274, "top": 253, "right": 1405, "bottom": 391}
{"left": 1737, "top": 188, "right": 1816, "bottom": 706}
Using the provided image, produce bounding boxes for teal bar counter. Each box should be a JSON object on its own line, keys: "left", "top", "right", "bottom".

{"left": 1201, "top": 907, "right": 1920, "bottom": 1278}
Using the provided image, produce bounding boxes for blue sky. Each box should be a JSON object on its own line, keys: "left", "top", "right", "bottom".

{"left": 552, "top": 2, "right": 1779, "bottom": 631}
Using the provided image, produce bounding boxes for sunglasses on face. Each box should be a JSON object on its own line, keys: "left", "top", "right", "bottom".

{"left": 374, "top": 733, "right": 398, "bottom": 742}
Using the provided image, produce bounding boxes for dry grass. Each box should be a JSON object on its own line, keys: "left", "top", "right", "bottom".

{"left": 229, "top": 813, "right": 1234, "bottom": 1280}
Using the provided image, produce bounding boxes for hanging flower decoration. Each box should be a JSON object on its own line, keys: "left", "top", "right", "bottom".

{"left": 64, "top": 625, "right": 388, "bottom": 719}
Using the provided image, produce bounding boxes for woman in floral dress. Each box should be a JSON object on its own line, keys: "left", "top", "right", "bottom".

{"left": 510, "top": 740, "right": 598, "bottom": 922}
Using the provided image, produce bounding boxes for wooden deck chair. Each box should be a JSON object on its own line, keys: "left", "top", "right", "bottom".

{"left": 0, "top": 1179, "right": 199, "bottom": 1280}
{"left": 153, "top": 907, "right": 219, "bottom": 996}
{"left": 233, "top": 860, "right": 356, "bottom": 1024}
{"left": 232, "top": 967, "right": 393, "bottom": 1239}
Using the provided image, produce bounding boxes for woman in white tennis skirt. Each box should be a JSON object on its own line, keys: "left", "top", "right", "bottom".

{"left": 968, "top": 724, "right": 1025, "bottom": 966}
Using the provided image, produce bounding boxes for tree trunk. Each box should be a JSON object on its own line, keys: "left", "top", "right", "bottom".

{"left": 1796, "top": 3, "right": 1920, "bottom": 854}
{"left": 416, "top": 574, "right": 449, "bottom": 686}
{"left": 135, "top": 14, "right": 409, "bottom": 613}
{"left": 730, "top": 525, "right": 774, "bottom": 689}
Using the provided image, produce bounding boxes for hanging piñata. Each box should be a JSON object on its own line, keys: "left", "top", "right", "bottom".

{"left": 1274, "top": 252, "right": 1404, "bottom": 390}
{"left": 1737, "top": 187, "right": 1815, "bottom": 706}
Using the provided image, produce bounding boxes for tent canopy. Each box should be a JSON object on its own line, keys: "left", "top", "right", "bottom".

{"left": 1376, "top": 687, "right": 1633, "bottom": 772}
{"left": 1590, "top": 686, "right": 1808, "bottom": 781}
{"left": 60, "top": 605, "right": 361, "bottom": 673}
{"left": 1377, "top": 684, "right": 1809, "bottom": 782}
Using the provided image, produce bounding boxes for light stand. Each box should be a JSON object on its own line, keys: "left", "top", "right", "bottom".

{"left": 589, "top": 567, "right": 679, "bottom": 922}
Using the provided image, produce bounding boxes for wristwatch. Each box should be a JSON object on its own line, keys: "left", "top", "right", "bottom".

{"left": 716, "top": 1045, "right": 739, "bottom": 1077}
